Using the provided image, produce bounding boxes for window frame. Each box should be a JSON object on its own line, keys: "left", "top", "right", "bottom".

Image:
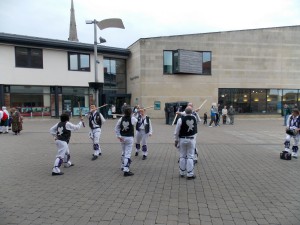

{"left": 163, "top": 50, "right": 212, "bottom": 75}
{"left": 68, "top": 52, "right": 90, "bottom": 72}
{"left": 15, "top": 46, "right": 43, "bottom": 69}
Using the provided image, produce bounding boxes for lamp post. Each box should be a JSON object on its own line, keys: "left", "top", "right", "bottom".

{"left": 86, "top": 18, "right": 125, "bottom": 107}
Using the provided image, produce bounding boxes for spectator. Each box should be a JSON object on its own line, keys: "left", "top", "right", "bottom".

{"left": 283, "top": 104, "right": 291, "bottom": 126}
{"left": 11, "top": 108, "right": 23, "bottom": 135}
{"left": 228, "top": 105, "right": 235, "bottom": 125}
{"left": 222, "top": 106, "right": 228, "bottom": 125}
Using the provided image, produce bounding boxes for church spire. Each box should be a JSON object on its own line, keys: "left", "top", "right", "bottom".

{"left": 68, "top": 0, "right": 79, "bottom": 42}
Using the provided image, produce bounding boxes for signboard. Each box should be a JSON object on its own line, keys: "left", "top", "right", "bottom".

{"left": 154, "top": 101, "right": 161, "bottom": 110}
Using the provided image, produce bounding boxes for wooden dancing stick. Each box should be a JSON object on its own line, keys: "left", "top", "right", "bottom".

{"left": 97, "top": 104, "right": 108, "bottom": 109}
{"left": 172, "top": 106, "right": 181, "bottom": 126}
{"left": 140, "top": 105, "right": 154, "bottom": 110}
{"left": 78, "top": 101, "right": 85, "bottom": 127}
{"left": 195, "top": 99, "right": 207, "bottom": 111}
{"left": 171, "top": 114, "right": 178, "bottom": 126}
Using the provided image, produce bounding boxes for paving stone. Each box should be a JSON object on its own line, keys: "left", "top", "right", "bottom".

{"left": 0, "top": 118, "right": 299, "bottom": 225}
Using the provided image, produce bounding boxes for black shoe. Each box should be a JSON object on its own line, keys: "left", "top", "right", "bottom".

{"left": 99, "top": 153, "right": 102, "bottom": 156}
{"left": 91, "top": 155, "right": 98, "bottom": 161}
{"left": 187, "top": 175, "right": 196, "bottom": 180}
{"left": 135, "top": 152, "right": 138, "bottom": 156}
{"left": 194, "top": 160, "right": 197, "bottom": 164}
{"left": 142, "top": 155, "right": 147, "bottom": 160}
{"left": 52, "top": 172, "right": 64, "bottom": 176}
{"left": 180, "top": 175, "right": 185, "bottom": 178}
{"left": 124, "top": 171, "right": 134, "bottom": 177}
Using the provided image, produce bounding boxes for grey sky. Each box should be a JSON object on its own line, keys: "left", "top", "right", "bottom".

{"left": 1, "top": 0, "right": 300, "bottom": 48}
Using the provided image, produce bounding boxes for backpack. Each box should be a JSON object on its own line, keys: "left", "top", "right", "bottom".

{"left": 1, "top": 111, "right": 8, "bottom": 121}
{"left": 280, "top": 151, "right": 292, "bottom": 160}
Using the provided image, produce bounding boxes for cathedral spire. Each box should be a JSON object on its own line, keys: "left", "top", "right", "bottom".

{"left": 68, "top": 0, "right": 79, "bottom": 42}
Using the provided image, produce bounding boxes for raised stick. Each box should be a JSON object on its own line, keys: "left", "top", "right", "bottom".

{"left": 97, "top": 104, "right": 108, "bottom": 109}
{"left": 195, "top": 99, "right": 208, "bottom": 111}
{"left": 78, "top": 102, "right": 85, "bottom": 127}
{"left": 140, "top": 106, "right": 154, "bottom": 110}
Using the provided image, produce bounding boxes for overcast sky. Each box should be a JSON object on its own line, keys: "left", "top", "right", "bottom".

{"left": 1, "top": 0, "right": 300, "bottom": 48}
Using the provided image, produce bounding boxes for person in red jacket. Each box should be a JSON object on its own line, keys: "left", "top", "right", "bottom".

{"left": 0, "top": 107, "right": 9, "bottom": 134}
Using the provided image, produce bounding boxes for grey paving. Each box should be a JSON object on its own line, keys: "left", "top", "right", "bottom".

{"left": 0, "top": 116, "right": 299, "bottom": 225}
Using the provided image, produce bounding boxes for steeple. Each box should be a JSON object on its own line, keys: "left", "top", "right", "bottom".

{"left": 68, "top": 0, "right": 79, "bottom": 42}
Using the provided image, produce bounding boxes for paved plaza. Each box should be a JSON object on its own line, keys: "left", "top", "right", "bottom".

{"left": 0, "top": 116, "right": 299, "bottom": 225}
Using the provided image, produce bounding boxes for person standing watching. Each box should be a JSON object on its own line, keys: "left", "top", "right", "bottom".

{"left": 174, "top": 106, "right": 197, "bottom": 180}
{"left": 222, "top": 106, "right": 228, "bottom": 125}
{"left": 208, "top": 105, "right": 217, "bottom": 127}
{"left": 1, "top": 106, "right": 9, "bottom": 133}
{"left": 283, "top": 104, "right": 291, "bottom": 126}
{"left": 227, "top": 105, "right": 235, "bottom": 125}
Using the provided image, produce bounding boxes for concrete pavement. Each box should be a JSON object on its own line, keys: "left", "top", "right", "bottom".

{"left": 0, "top": 116, "right": 299, "bottom": 225}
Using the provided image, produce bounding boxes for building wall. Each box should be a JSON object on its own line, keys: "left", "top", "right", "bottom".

{"left": 0, "top": 44, "right": 104, "bottom": 86}
{"left": 127, "top": 26, "right": 300, "bottom": 118}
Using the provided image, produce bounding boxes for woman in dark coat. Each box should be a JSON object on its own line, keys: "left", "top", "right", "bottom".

{"left": 11, "top": 108, "right": 23, "bottom": 135}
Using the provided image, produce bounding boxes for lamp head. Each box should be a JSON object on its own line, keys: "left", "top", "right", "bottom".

{"left": 99, "top": 37, "right": 106, "bottom": 43}
{"left": 85, "top": 20, "right": 93, "bottom": 24}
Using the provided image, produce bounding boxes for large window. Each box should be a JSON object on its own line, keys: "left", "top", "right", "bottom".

{"left": 15, "top": 47, "right": 43, "bottom": 68}
{"left": 163, "top": 50, "right": 211, "bottom": 75}
{"left": 103, "top": 58, "right": 126, "bottom": 94}
{"left": 219, "top": 88, "right": 299, "bottom": 114}
{"left": 68, "top": 52, "right": 90, "bottom": 71}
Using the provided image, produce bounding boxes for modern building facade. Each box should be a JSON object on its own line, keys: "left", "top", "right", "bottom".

{"left": 127, "top": 25, "right": 300, "bottom": 118}
{"left": 0, "top": 33, "right": 130, "bottom": 117}
{"left": 1, "top": 25, "right": 300, "bottom": 118}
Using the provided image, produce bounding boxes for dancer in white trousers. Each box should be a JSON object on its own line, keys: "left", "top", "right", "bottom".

{"left": 115, "top": 106, "right": 137, "bottom": 176}
{"left": 87, "top": 104, "right": 106, "bottom": 161}
{"left": 135, "top": 108, "right": 153, "bottom": 160}
{"left": 284, "top": 108, "right": 300, "bottom": 158}
{"left": 176, "top": 102, "right": 200, "bottom": 164}
{"left": 174, "top": 106, "right": 198, "bottom": 179}
{"left": 50, "top": 113, "right": 83, "bottom": 176}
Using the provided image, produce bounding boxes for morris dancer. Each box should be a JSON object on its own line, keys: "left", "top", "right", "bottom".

{"left": 115, "top": 106, "right": 137, "bottom": 176}
{"left": 134, "top": 108, "right": 153, "bottom": 160}
{"left": 174, "top": 106, "right": 197, "bottom": 179}
{"left": 50, "top": 113, "right": 83, "bottom": 176}
{"left": 87, "top": 104, "right": 106, "bottom": 161}
{"left": 283, "top": 108, "right": 300, "bottom": 159}
{"left": 176, "top": 102, "right": 201, "bottom": 164}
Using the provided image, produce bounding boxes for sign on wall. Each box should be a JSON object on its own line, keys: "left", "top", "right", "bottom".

{"left": 154, "top": 101, "right": 161, "bottom": 110}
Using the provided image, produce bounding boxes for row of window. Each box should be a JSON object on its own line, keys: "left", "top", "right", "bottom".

{"left": 219, "top": 88, "right": 300, "bottom": 114}
{"left": 14, "top": 46, "right": 127, "bottom": 95}
{"left": 15, "top": 47, "right": 90, "bottom": 71}
{"left": 15, "top": 47, "right": 212, "bottom": 76}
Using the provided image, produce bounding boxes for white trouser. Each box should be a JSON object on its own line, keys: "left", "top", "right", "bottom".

{"left": 179, "top": 138, "right": 195, "bottom": 177}
{"left": 52, "top": 140, "right": 72, "bottom": 173}
{"left": 194, "top": 134, "right": 198, "bottom": 161}
{"left": 2, "top": 126, "right": 8, "bottom": 132}
{"left": 136, "top": 130, "right": 149, "bottom": 156}
{"left": 90, "top": 128, "right": 102, "bottom": 156}
{"left": 285, "top": 134, "right": 299, "bottom": 152}
{"left": 120, "top": 136, "right": 134, "bottom": 172}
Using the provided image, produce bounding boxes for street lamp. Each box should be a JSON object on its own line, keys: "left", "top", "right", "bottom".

{"left": 86, "top": 18, "right": 125, "bottom": 107}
